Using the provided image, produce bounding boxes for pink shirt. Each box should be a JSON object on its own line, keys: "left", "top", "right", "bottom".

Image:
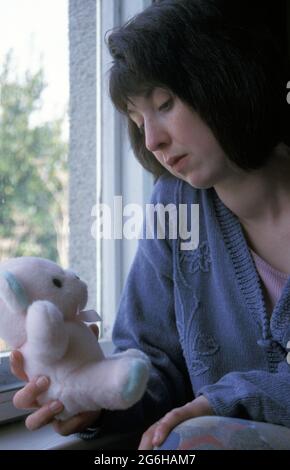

{"left": 251, "top": 250, "right": 289, "bottom": 316}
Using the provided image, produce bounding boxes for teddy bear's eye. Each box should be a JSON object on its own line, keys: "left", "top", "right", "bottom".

{"left": 52, "top": 278, "right": 63, "bottom": 288}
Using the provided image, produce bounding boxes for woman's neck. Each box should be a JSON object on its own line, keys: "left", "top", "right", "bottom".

{"left": 214, "top": 144, "right": 290, "bottom": 227}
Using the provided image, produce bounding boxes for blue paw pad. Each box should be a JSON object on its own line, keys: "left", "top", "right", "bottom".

{"left": 121, "top": 360, "right": 148, "bottom": 403}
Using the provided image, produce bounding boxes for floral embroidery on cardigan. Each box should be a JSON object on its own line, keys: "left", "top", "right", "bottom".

{"left": 180, "top": 241, "right": 212, "bottom": 274}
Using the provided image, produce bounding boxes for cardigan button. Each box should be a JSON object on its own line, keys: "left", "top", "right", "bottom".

{"left": 282, "top": 329, "right": 290, "bottom": 348}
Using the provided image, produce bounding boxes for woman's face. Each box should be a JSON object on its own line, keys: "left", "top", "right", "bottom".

{"left": 127, "top": 87, "right": 235, "bottom": 188}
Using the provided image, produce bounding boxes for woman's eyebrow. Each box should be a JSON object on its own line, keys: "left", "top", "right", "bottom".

{"left": 127, "top": 89, "right": 155, "bottom": 112}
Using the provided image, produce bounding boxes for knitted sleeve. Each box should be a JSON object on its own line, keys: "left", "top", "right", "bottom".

{"left": 199, "top": 365, "right": 290, "bottom": 428}
{"left": 82, "top": 174, "right": 192, "bottom": 439}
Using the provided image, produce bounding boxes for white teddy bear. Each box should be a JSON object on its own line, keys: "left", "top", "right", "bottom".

{"left": 0, "top": 257, "right": 150, "bottom": 420}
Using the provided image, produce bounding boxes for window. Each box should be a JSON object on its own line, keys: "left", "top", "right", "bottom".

{"left": 0, "top": 0, "right": 153, "bottom": 426}
{"left": 68, "top": 0, "right": 153, "bottom": 341}
{"left": 96, "top": 0, "right": 153, "bottom": 339}
{"left": 0, "top": 0, "right": 69, "bottom": 423}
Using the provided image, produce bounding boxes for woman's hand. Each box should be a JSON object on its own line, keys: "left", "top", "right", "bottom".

{"left": 10, "top": 324, "right": 101, "bottom": 434}
{"left": 52, "top": 409, "right": 102, "bottom": 436}
{"left": 11, "top": 358, "right": 64, "bottom": 431}
{"left": 138, "top": 395, "right": 214, "bottom": 450}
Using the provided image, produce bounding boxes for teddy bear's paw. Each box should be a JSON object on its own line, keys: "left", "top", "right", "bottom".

{"left": 26, "top": 300, "right": 68, "bottom": 362}
{"left": 120, "top": 358, "right": 150, "bottom": 407}
{"left": 27, "top": 300, "right": 63, "bottom": 333}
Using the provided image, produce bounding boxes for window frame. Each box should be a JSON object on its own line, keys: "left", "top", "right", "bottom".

{"left": 98, "top": 0, "right": 153, "bottom": 339}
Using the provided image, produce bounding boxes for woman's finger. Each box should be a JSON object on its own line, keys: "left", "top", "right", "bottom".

{"left": 10, "top": 351, "right": 28, "bottom": 382}
{"left": 138, "top": 422, "right": 159, "bottom": 450}
{"left": 25, "top": 400, "right": 64, "bottom": 431}
{"left": 139, "top": 403, "right": 198, "bottom": 450}
{"left": 53, "top": 414, "right": 86, "bottom": 436}
{"left": 152, "top": 400, "right": 209, "bottom": 447}
{"left": 13, "top": 376, "right": 50, "bottom": 409}
{"left": 152, "top": 407, "right": 191, "bottom": 447}
{"left": 52, "top": 410, "right": 101, "bottom": 436}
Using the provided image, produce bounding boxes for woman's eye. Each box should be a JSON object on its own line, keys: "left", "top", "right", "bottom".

{"left": 158, "top": 99, "right": 173, "bottom": 112}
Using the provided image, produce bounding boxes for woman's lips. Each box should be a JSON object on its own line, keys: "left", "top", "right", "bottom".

{"left": 167, "top": 154, "right": 189, "bottom": 172}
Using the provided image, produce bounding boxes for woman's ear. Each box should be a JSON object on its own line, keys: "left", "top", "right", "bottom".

{"left": 0, "top": 270, "right": 29, "bottom": 313}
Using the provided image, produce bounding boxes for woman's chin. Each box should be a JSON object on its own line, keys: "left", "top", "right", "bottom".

{"left": 184, "top": 173, "right": 214, "bottom": 190}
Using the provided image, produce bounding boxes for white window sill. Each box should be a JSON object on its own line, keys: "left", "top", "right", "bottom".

{"left": 0, "top": 420, "right": 81, "bottom": 450}
{"left": 0, "top": 420, "right": 140, "bottom": 450}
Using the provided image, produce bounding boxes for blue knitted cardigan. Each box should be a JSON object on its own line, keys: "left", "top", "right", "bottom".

{"left": 95, "top": 173, "right": 290, "bottom": 436}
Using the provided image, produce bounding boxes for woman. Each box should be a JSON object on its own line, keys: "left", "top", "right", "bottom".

{"left": 11, "top": 0, "right": 290, "bottom": 450}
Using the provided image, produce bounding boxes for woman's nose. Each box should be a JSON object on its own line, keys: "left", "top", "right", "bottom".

{"left": 144, "top": 120, "right": 170, "bottom": 153}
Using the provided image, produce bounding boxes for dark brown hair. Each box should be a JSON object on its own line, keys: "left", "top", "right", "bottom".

{"left": 107, "top": 0, "right": 290, "bottom": 177}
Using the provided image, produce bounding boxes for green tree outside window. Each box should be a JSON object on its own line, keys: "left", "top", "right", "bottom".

{"left": 0, "top": 52, "right": 68, "bottom": 267}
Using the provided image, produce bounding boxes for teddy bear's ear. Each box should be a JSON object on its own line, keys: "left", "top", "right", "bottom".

{"left": 0, "top": 270, "right": 29, "bottom": 313}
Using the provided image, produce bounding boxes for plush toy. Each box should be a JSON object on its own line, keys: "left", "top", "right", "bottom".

{"left": 0, "top": 257, "right": 150, "bottom": 420}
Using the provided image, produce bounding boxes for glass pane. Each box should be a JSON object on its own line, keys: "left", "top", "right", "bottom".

{"left": 0, "top": 0, "right": 69, "bottom": 355}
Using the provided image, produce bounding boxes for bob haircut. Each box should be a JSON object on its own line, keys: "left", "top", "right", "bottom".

{"left": 107, "top": 0, "right": 290, "bottom": 177}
